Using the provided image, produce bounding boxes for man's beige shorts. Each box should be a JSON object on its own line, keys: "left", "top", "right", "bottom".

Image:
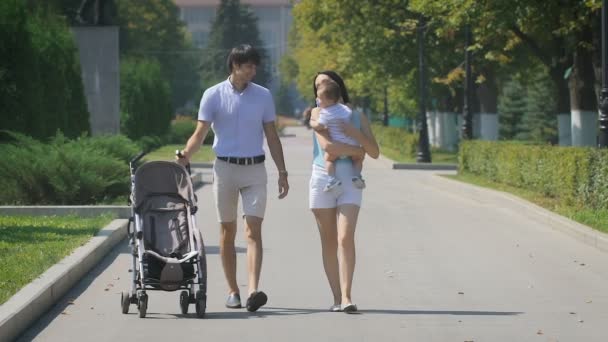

{"left": 212, "top": 159, "right": 267, "bottom": 222}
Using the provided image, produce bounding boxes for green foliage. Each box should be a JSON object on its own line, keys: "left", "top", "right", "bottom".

{"left": 0, "top": 214, "right": 113, "bottom": 304}
{"left": 165, "top": 117, "right": 214, "bottom": 145}
{"left": 115, "top": 0, "right": 200, "bottom": 109}
{"left": 0, "top": 1, "right": 89, "bottom": 140}
{"left": 498, "top": 66, "right": 558, "bottom": 144}
{"left": 201, "top": 0, "right": 270, "bottom": 88}
{"left": 120, "top": 58, "right": 173, "bottom": 141}
{"left": 516, "top": 72, "right": 557, "bottom": 144}
{"left": 371, "top": 124, "right": 419, "bottom": 160}
{"left": 498, "top": 79, "right": 526, "bottom": 140}
{"left": 459, "top": 140, "right": 607, "bottom": 209}
{"left": 275, "top": 82, "right": 294, "bottom": 116}
{"left": 0, "top": 131, "right": 138, "bottom": 205}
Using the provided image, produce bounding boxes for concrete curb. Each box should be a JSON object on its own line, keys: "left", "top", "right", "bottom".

{"left": 0, "top": 172, "right": 205, "bottom": 219}
{"left": 432, "top": 175, "right": 608, "bottom": 253}
{"left": 393, "top": 163, "right": 458, "bottom": 171}
{"left": 0, "top": 219, "right": 128, "bottom": 342}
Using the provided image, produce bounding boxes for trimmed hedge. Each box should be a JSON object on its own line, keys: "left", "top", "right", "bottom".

{"left": 372, "top": 124, "right": 418, "bottom": 159}
{"left": 459, "top": 140, "right": 608, "bottom": 209}
{"left": 0, "top": 131, "right": 138, "bottom": 205}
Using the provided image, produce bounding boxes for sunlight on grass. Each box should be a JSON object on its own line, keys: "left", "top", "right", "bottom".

{"left": 381, "top": 146, "right": 458, "bottom": 164}
{"left": 145, "top": 145, "right": 214, "bottom": 163}
{"left": 446, "top": 173, "right": 608, "bottom": 234}
{"left": 0, "top": 215, "right": 114, "bottom": 304}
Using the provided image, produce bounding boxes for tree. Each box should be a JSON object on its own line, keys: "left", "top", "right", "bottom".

{"left": 115, "top": 0, "right": 200, "bottom": 109}
{"left": 201, "top": 0, "right": 270, "bottom": 88}
{"left": 497, "top": 79, "right": 526, "bottom": 140}
{"left": 0, "top": 0, "right": 89, "bottom": 140}
{"left": 120, "top": 58, "right": 172, "bottom": 140}
{"left": 517, "top": 71, "right": 558, "bottom": 144}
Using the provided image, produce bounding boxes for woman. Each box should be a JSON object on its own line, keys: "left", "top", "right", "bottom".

{"left": 308, "top": 71, "right": 379, "bottom": 313}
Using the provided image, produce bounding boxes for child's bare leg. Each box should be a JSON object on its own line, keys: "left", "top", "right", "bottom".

{"left": 350, "top": 155, "right": 366, "bottom": 189}
{"left": 324, "top": 152, "right": 341, "bottom": 192}
{"left": 351, "top": 156, "right": 363, "bottom": 175}
{"left": 324, "top": 152, "right": 336, "bottom": 177}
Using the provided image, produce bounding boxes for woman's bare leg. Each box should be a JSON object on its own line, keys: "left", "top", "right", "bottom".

{"left": 312, "top": 208, "right": 341, "bottom": 305}
{"left": 337, "top": 204, "right": 360, "bottom": 305}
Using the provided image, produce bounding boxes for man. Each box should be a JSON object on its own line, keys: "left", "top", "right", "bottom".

{"left": 177, "top": 44, "right": 289, "bottom": 312}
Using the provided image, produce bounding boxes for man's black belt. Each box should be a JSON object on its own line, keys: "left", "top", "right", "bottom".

{"left": 217, "top": 155, "right": 265, "bottom": 165}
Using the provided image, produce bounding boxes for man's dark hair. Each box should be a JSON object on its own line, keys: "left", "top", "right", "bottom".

{"left": 318, "top": 80, "right": 341, "bottom": 103}
{"left": 313, "top": 70, "right": 350, "bottom": 105}
{"left": 227, "top": 44, "right": 261, "bottom": 72}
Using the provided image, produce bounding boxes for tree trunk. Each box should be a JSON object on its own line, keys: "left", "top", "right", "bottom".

{"left": 569, "top": 26, "right": 598, "bottom": 146}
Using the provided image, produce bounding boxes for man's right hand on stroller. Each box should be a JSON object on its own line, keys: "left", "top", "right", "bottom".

{"left": 175, "top": 149, "right": 190, "bottom": 166}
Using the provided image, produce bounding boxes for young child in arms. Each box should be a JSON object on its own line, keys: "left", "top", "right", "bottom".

{"left": 311, "top": 80, "right": 365, "bottom": 193}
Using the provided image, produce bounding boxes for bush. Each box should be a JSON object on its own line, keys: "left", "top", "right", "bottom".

{"left": 371, "top": 124, "right": 418, "bottom": 159}
{"left": 459, "top": 140, "right": 607, "bottom": 209}
{"left": 0, "top": 131, "right": 138, "bottom": 205}
{"left": 166, "top": 116, "right": 214, "bottom": 145}
{"left": 120, "top": 58, "right": 172, "bottom": 140}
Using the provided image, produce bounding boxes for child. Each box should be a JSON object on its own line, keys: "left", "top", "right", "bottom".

{"left": 310, "top": 80, "right": 365, "bottom": 193}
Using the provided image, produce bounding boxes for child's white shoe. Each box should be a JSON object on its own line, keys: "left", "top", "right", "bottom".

{"left": 352, "top": 176, "right": 366, "bottom": 189}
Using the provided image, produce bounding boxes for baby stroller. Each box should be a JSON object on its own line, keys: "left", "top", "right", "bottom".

{"left": 121, "top": 152, "right": 207, "bottom": 318}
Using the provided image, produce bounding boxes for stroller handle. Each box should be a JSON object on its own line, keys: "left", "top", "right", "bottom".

{"left": 130, "top": 151, "right": 147, "bottom": 164}
{"left": 175, "top": 150, "right": 192, "bottom": 174}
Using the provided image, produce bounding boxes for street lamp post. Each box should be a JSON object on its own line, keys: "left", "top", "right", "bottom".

{"left": 416, "top": 16, "right": 432, "bottom": 163}
{"left": 462, "top": 24, "right": 474, "bottom": 140}
{"left": 599, "top": 0, "right": 608, "bottom": 147}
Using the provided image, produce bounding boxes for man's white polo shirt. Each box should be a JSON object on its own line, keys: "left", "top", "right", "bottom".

{"left": 198, "top": 79, "right": 276, "bottom": 158}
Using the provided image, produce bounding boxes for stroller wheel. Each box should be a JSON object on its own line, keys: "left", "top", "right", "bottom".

{"left": 138, "top": 293, "right": 148, "bottom": 318}
{"left": 179, "top": 291, "right": 189, "bottom": 314}
{"left": 195, "top": 290, "right": 206, "bottom": 318}
{"left": 121, "top": 291, "right": 130, "bottom": 314}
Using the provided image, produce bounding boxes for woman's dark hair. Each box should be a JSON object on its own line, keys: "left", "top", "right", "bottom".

{"left": 313, "top": 70, "right": 350, "bottom": 104}
{"left": 227, "top": 44, "right": 260, "bottom": 72}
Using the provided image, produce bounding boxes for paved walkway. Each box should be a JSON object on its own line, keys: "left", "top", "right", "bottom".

{"left": 19, "top": 126, "right": 608, "bottom": 341}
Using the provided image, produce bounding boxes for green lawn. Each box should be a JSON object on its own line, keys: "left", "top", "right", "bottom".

{"left": 381, "top": 146, "right": 458, "bottom": 164}
{"left": 446, "top": 173, "right": 608, "bottom": 234}
{"left": 0, "top": 215, "right": 114, "bottom": 304}
{"left": 145, "top": 144, "right": 215, "bottom": 163}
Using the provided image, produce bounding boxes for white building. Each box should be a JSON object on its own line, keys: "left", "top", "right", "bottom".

{"left": 174, "top": 0, "right": 292, "bottom": 78}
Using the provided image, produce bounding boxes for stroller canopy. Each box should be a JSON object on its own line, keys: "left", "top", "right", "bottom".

{"left": 133, "top": 161, "right": 195, "bottom": 210}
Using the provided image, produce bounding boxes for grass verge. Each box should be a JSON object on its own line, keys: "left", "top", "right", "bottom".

{"left": 0, "top": 214, "right": 114, "bottom": 304}
{"left": 145, "top": 144, "right": 214, "bottom": 163}
{"left": 446, "top": 173, "right": 608, "bottom": 234}
{"left": 382, "top": 146, "right": 458, "bottom": 164}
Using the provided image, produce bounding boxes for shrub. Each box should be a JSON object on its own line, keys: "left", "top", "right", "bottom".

{"left": 459, "top": 140, "right": 607, "bottom": 209}
{"left": 372, "top": 124, "right": 418, "bottom": 159}
{"left": 120, "top": 58, "right": 172, "bottom": 140}
{"left": 166, "top": 116, "right": 214, "bottom": 145}
{"left": 0, "top": 131, "right": 137, "bottom": 205}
